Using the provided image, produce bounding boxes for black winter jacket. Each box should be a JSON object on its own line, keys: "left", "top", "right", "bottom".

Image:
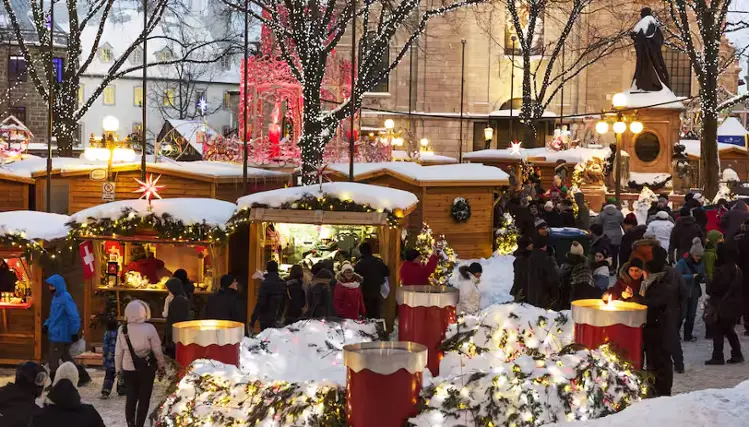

{"left": 619, "top": 225, "right": 647, "bottom": 266}
{"left": 205, "top": 288, "right": 245, "bottom": 323}
{"left": 355, "top": 254, "right": 390, "bottom": 299}
{"left": 669, "top": 216, "right": 704, "bottom": 261}
{"left": 511, "top": 248, "right": 532, "bottom": 301}
{"left": 0, "top": 382, "right": 41, "bottom": 427}
{"left": 284, "top": 279, "right": 306, "bottom": 325}
{"left": 30, "top": 380, "right": 105, "bottom": 427}
{"left": 526, "top": 247, "right": 559, "bottom": 309}
{"left": 165, "top": 280, "right": 190, "bottom": 345}
{"left": 632, "top": 267, "right": 681, "bottom": 354}
{"left": 250, "top": 272, "right": 286, "bottom": 330}
{"left": 707, "top": 262, "right": 744, "bottom": 320}
{"left": 307, "top": 275, "right": 333, "bottom": 318}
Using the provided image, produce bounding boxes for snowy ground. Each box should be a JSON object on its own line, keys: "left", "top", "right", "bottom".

{"left": 452, "top": 254, "right": 516, "bottom": 308}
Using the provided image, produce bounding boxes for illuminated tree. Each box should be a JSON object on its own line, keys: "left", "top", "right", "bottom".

{"left": 223, "top": 0, "right": 482, "bottom": 180}
{"left": 413, "top": 223, "right": 457, "bottom": 286}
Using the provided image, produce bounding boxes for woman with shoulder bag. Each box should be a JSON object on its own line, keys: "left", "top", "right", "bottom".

{"left": 115, "top": 300, "right": 166, "bottom": 427}
{"left": 704, "top": 243, "right": 744, "bottom": 365}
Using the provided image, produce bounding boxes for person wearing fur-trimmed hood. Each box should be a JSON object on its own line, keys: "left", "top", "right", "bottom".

{"left": 333, "top": 262, "right": 366, "bottom": 319}
{"left": 454, "top": 262, "right": 482, "bottom": 314}
{"left": 30, "top": 362, "right": 105, "bottom": 427}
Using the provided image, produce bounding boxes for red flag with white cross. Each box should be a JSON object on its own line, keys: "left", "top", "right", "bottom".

{"left": 79, "top": 240, "right": 96, "bottom": 280}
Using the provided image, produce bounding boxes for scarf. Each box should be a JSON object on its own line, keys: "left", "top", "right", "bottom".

{"left": 640, "top": 271, "right": 666, "bottom": 297}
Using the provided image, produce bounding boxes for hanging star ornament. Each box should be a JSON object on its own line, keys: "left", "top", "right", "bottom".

{"left": 197, "top": 96, "right": 208, "bottom": 116}
{"left": 509, "top": 140, "right": 523, "bottom": 156}
{"left": 133, "top": 174, "right": 165, "bottom": 209}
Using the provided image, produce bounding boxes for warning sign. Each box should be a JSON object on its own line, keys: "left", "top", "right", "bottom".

{"left": 102, "top": 182, "right": 116, "bottom": 201}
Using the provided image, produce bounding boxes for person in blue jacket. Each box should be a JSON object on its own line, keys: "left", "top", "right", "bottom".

{"left": 43, "top": 274, "right": 81, "bottom": 378}
{"left": 675, "top": 238, "right": 706, "bottom": 342}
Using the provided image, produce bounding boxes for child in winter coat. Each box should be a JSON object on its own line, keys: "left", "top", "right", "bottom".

{"left": 675, "top": 238, "right": 707, "bottom": 342}
{"left": 703, "top": 230, "right": 723, "bottom": 281}
{"left": 455, "top": 263, "right": 482, "bottom": 314}
{"left": 100, "top": 318, "right": 125, "bottom": 399}
{"left": 284, "top": 265, "right": 306, "bottom": 325}
{"left": 333, "top": 262, "right": 366, "bottom": 319}
{"left": 560, "top": 241, "right": 598, "bottom": 306}
{"left": 591, "top": 248, "right": 612, "bottom": 291}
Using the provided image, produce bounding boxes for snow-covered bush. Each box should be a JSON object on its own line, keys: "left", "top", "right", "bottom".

{"left": 632, "top": 186, "right": 658, "bottom": 224}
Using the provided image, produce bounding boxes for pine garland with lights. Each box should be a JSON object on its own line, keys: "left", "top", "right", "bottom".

{"left": 412, "top": 222, "right": 457, "bottom": 286}
{"left": 495, "top": 213, "right": 520, "bottom": 256}
{"left": 230, "top": 194, "right": 404, "bottom": 228}
{"left": 0, "top": 232, "right": 52, "bottom": 261}
{"left": 67, "top": 207, "right": 230, "bottom": 243}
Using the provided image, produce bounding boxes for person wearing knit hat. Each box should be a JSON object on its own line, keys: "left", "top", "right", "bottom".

{"left": 400, "top": 247, "right": 439, "bottom": 286}
{"left": 560, "top": 241, "right": 598, "bottom": 309}
{"left": 646, "top": 210, "right": 675, "bottom": 252}
{"left": 334, "top": 261, "right": 366, "bottom": 319}
{"left": 524, "top": 231, "right": 559, "bottom": 308}
{"left": 569, "top": 241, "right": 584, "bottom": 256}
{"left": 675, "top": 237, "right": 707, "bottom": 342}
{"left": 0, "top": 361, "right": 47, "bottom": 426}
{"left": 31, "top": 361, "right": 105, "bottom": 427}
{"left": 250, "top": 261, "right": 287, "bottom": 331}
{"left": 205, "top": 274, "right": 244, "bottom": 324}
{"left": 634, "top": 244, "right": 680, "bottom": 395}
{"left": 623, "top": 213, "right": 638, "bottom": 226}
{"left": 620, "top": 213, "right": 647, "bottom": 270}
{"left": 542, "top": 200, "right": 561, "bottom": 228}
{"left": 517, "top": 235, "right": 533, "bottom": 252}
{"left": 609, "top": 258, "right": 645, "bottom": 301}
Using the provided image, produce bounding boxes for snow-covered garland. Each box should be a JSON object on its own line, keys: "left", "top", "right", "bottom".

{"left": 67, "top": 207, "right": 230, "bottom": 243}
{"left": 0, "top": 231, "right": 52, "bottom": 260}
{"left": 411, "top": 345, "right": 646, "bottom": 427}
{"left": 412, "top": 222, "right": 457, "bottom": 286}
{"left": 230, "top": 194, "right": 403, "bottom": 228}
{"left": 627, "top": 175, "right": 672, "bottom": 192}
{"left": 451, "top": 197, "right": 472, "bottom": 222}
{"left": 495, "top": 213, "right": 520, "bottom": 255}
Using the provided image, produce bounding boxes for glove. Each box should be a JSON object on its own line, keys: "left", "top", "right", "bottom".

{"left": 157, "top": 367, "right": 166, "bottom": 382}
{"left": 71, "top": 333, "right": 79, "bottom": 342}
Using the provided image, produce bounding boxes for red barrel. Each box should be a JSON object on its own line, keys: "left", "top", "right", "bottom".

{"left": 344, "top": 342, "right": 427, "bottom": 427}
{"left": 397, "top": 286, "right": 458, "bottom": 376}
{"left": 571, "top": 299, "right": 647, "bottom": 368}
{"left": 173, "top": 320, "right": 244, "bottom": 368}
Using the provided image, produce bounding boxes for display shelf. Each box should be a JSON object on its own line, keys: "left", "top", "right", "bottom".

{"left": 0, "top": 301, "right": 32, "bottom": 309}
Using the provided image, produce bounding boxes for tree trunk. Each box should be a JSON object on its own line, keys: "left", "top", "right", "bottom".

{"left": 53, "top": 84, "right": 78, "bottom": 157}
{"left": 700, "top": 78, "right": 720, "bottom": 199}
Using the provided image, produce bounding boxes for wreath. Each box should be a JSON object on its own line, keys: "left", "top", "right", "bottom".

{"left": 451, "top": 197, "right": 471, "bottom": 222}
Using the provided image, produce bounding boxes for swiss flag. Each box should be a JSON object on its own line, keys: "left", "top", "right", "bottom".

{"left": 79, "top": 240, "right": 96, "bottom": 280}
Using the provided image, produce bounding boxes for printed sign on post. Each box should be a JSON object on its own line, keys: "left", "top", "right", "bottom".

{"left": 102, "top": 182, "right": 116, "bottom": 201}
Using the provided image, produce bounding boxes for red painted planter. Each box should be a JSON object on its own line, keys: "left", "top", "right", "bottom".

{"left": 397, "top": 286, "right": 458, "bottom": 376}
{"left": 173, "top": 320, "right": 244, "bottom": 368}
{"left": 344, "top": 342, "right": 427, "bottom": 427}
{"left": 571, "top": 299, "right": 647, "bottom": 369}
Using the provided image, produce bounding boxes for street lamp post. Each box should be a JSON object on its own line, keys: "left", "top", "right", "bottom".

{"left": 84, "top": 116, "right": 136, "bottom": 181}
{"left": 483, "top": 124, "right": 494, "bottom": 150}
{"left": 596, "top": 93, "right": 642, "bottom": 201}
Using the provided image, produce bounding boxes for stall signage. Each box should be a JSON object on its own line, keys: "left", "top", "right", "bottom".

{"left": 102, "top": 182, "right": 116, "bottom": 201}
{"left": 90, "top": 169, "right": 107, "bottom": 181}
{"left": 79, "top": 241, "right": 96, "bottom": 279}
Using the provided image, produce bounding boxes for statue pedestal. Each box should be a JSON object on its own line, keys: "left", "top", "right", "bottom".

{"left": 580, "top": 184, "right": 606, "bottom": 211}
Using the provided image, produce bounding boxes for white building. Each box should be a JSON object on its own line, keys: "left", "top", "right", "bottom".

{"left": 76, "top": 4, "right": 252, "bottom": 148}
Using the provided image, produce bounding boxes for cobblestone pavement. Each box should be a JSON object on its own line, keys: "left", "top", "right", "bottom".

{"left": 672, "top": 301, "right": 749, "bottom": 394}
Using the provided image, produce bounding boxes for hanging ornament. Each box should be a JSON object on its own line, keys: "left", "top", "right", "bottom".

{"left": 509, "top": 140, "right": 523, "bottom": 156}
{"left": 133, "top": 174, "right": 165, "bottom": 209}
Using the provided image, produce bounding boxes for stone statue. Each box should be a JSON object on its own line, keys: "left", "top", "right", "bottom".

{"left": 631, "top": 8, "right": 671, "bottom": 92}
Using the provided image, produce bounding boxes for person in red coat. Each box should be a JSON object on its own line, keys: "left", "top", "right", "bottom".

{"left": 399, "top": 248, "right": 439, "bottom": 286}
{"left": 333, "top": 262, "right": 366, "bottom": 319}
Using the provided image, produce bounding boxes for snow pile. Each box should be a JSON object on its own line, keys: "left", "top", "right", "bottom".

{"left": 439, "top": 303, "right": 574, "bottom": 378}
{"left": 679, "top": 139, "right": 747, "bottom": 157}
{"left": 412, "top": 346, "right": 645, "bottom": 427}
{"left": 326, "top": 162, "right": 509, "bottom": 184}
{"left": 463, "top": 146, "right": 614, "bottom": 164}
{"left": 69, "top": 198, "right": 238, "bottom": 228}
{"left": 451, "top": 255, "right": 516, "bottom": 308}
{"left": 236, "top": 182, "right": 419, "bottom": 212}
{"left": 0, "top": 211, "right": 70, "bottom": 241}
{"left": 722, "top": 168, "right": 740, "bottom": 182}
{"left": 240, "top": 319, "right": 385, "bottom": 384}
{"left": 621, "top": 87, "right": 684, "bottom": 109}
{"left": 544, "top": 380, "right": 749, "bottom": 427}
{"left": 154, "top": 361, "right": 345, "bottom": 427}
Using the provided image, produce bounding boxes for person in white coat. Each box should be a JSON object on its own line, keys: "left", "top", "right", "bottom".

{"left": 455, "top": 263, "right": 482, "bottom": 314}
{"left": 646, "top": 211, "right": 675, "bottom": 251}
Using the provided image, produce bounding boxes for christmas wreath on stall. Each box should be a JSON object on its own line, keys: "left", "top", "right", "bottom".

{"left": 451, "top": 197, "right": 471, "bottom": 222}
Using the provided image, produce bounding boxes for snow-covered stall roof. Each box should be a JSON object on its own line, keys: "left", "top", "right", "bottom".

{"left": 326, "top": 162, "right": 509, "bottom": 186}
{"left": 680, "top": 139, "right": 748, "bottom": 158}
{"left": 463, "top": 146, "right": 617, "bottom": 163}
{"left": 237, "top": 182, "right": 419, "bottom": 213}
{"left": 0, "top": 155, "right": 95, "bottom": 181}
{"left": 149, "top": 161, "right": 290, "bottom": 181}
{"left": 163, "top": 119, "right": 221, "bottom": 156}
{"left": 69, "top": 198, "right": 237, "bottom": 229}
{"left": 0, "top": 211, "right": 70, "bottom": 241}
{"left": 391, "top": 150, "right": 458, "bottom": 165}
{"left": 619, "top": 87, "right": 685, "bottom": 109}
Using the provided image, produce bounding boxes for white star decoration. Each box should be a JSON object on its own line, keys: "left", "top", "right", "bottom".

{"left": 133, "top": 174, "right": 165, "bottom": 206}
{"left": 510, "top": 141, "right": 523, "bottom": 155}
{"left": 197, "top": 97, "right": 208, "bottom": 116}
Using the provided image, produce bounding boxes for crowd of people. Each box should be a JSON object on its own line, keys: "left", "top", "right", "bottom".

{"left": 506, "top": 188, "right": 749, "bottom": 398}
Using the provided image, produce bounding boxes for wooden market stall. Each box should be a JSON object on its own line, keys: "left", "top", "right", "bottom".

{"left": 62, "top": 161, "right": 291, "bottom": 214}
{"left": 0, "top": 211, "right": 70, "bottom": 364}
{"left": 681, "top": 139, "right": 749, "bottom": 182}
{"left": 235, "top": 182, "right": 418, "bottom": 329}
{"left": 68, "top": 198, "right": 237, "bottom": 345}
{"left": 326, "top": 162, "right": 509, "bottom": 259}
